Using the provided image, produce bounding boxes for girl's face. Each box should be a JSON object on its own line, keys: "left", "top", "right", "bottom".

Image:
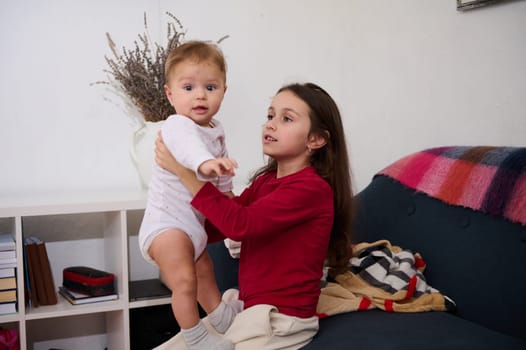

{"left": 263, "top": 90, "right": 313, "bottom": 174}
{"left": 164, "top": 59, "right": 226, "bottom": 127}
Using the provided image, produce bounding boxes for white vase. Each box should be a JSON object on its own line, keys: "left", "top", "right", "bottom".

{"left": 130, "top": 120, "right": 164, "bottom": 188}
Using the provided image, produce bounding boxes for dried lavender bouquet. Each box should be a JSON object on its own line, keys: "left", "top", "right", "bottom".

{"left": 96, "top": 12, "right": 184, "bottom": 122}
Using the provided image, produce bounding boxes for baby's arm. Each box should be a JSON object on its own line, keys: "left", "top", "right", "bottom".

{"left": 198, "top": 158, "right": 238, "bottom": 178}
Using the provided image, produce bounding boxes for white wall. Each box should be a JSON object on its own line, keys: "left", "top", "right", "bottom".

{"left": 1, "top": 0, "right": 525, "bottom": 198}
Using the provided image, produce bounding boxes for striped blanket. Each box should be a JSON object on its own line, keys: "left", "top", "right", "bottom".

{"left": 317, "top": 240, "right": 454, "bottom": 317}
{"left": 377, "top": 146, "right": 526, "bottom": 226}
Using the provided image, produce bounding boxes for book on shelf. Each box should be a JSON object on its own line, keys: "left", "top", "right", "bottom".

{"left": 0, "top": 233, "right": 15, "bottom": 251}
{"left": 0, "top": 267, "right": 15, "bottom": 279}
{"left": 23, "top": 237, "right": 38, "bottom": 308}
{"left": 33, "top": 237, "right": 57, "bottom": 305}
{"left": 23, "top": 236, "right": 57, "bottom": 306}
{"left": 0, "top": 289, "right": 17, "bottom": 303}
{"left": 0, "top": 276, "right": 16, "bottom": 290}
{"left": 0, "top": 250, "right": 16, "bottom": 260}
{"left": 0, "top": 275, "right": 17, "bottom": 308}
{"left": 0, "top": 258, "right": 17, "bottom": 269}
{"left": 0, "top": 301, "right": 17, "bottom": 315}
{"left": 0, "top": 233, "right": 16, "bottom": 269}
{"left": 0, "top": 276, "right": 17, "bottom": 315}
{"left": 58, "top": 286, "right": 118, "bottom": 305}
{"left": 0, "top": 234, "right": 17, "bottom": 315}
{"left": 24, "top": 237, "right": 41, "bottom": 307}
{"left": 129, "top": 278, "right": 171, "bottom": 301}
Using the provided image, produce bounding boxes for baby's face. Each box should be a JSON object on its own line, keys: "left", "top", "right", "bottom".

{"left": 164, "top": 59, "right": 226, "bottom": 126}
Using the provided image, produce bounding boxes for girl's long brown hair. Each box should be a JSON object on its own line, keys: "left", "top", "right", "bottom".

{"left": 251, "top": 82, "right": 354, "bottom": 277}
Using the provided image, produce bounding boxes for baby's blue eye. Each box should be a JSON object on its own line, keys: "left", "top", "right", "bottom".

{"left": 267, "top": 115, "right": 274, "bottom": 120}
{"left": 207, "top": 85, "right": 216, "bottom": 91}
{"left": 184, "top": 85, "right": 192, "bottom": 91}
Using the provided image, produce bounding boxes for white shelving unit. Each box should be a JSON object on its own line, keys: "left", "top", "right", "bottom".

{"left": 0, "top": 192, "right": 171, "bottom": 350}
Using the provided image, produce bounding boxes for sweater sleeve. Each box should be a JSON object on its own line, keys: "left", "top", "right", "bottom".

{"left": 205, "top": 179, "right": 255, "bottom": 242}
{"left": 205, "top": 220, "right": 226, "bottom": 244}
{"left": 191, "top": 174, "right": 333, "bottom": 242}
{"left": 161, "top": 115, "right": 214, "bottom": 173}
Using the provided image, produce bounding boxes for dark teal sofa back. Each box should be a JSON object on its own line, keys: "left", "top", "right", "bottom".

{"left": 353, "top": 175, "right": 526, "bottom": 340}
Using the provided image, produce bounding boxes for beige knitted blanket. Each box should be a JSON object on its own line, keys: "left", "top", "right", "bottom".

{"left": 317, "top": 240, "right": 455, "bottom": 317}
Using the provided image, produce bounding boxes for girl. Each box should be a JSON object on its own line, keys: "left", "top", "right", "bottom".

{"left": 155, "top": 82, "right": 354, "bottom": 349}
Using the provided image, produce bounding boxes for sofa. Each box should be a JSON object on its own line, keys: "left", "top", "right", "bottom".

{"left": 207, "top": 146, "right": 526, "bottom": 350}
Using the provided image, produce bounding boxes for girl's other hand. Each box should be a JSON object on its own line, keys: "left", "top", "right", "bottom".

{"left": 155, "top": 131, "right": 180, "bottom": 175}
{"left": 154, "top": 131, "right": 227, "bottom": 196}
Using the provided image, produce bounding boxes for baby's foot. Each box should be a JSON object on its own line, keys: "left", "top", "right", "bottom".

{"left": 209, "top": 300, "right": 244, "bottom": 334}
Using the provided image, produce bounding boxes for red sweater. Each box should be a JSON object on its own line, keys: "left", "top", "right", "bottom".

{"left": 191, "top": 166, "right": 334, "bottom": 318}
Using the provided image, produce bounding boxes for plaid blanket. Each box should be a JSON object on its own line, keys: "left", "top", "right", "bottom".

{"left": 317, "top": 240, "right": 454, "bottom": 317}
{"left": 377, "top": 146, "right": 526, "bottom": 226}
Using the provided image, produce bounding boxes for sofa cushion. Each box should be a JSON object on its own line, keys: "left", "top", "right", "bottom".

{"left": 302, "top": 310, "right": 526, "bottom": 350}
{"left": 353, "top": 175, "right": 526, "bottom": 340}
{"left": 207, "top": 240, "right": 239, "bottom": 292}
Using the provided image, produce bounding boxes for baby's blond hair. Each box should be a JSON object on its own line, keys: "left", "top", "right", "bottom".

{"left": 165, "top": 40, "right": 227, "bottom": 83}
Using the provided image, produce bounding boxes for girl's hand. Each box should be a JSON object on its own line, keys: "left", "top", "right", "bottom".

{"left": 154, "top": 131, "right": 205, "bottom": 196}
{"left": 155, "top": 132, "right": 180, "bottom": 175}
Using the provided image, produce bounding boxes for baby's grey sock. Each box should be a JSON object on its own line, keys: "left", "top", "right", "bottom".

{"left": 209, "top": 300, "right": 243, "bottom": 334}
{"left": 181, "top": 320, "right": 234, "bottom": 350}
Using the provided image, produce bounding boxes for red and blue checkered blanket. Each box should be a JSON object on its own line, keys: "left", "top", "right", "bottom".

{"left": 377, "top": 146, "right": 526, "bottom": 226}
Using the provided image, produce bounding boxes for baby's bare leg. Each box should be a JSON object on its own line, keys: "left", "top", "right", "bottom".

{"left": 150, "top": 230, "right": 233, "bottom": 350}
{"left": 195, "top": 250, "right": 222, "bottom": 313}
{"left": 149, "top": 229, "right": 199, "bottom": 329}
{"left": 196, "top": 251, "right": 242, "bottom": 334}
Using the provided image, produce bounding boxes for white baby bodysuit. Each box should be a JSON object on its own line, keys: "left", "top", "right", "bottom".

{"left": 138, "top": 114, "right": 233, "bottom": 262}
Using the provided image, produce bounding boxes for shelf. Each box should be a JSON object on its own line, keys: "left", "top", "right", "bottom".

{"left": 24, "top": 297, "right": 126, "bottom": 320}
{"left": 0, "top": 193, "right": 167, "bottom": 350}
{"left": 0, "top": 191, "right": 147, "bottom": 217}
{"left": 0, "top": 313, "right": 20, "bottom": 324}
{"left": 129, "top": 297, "right": 172, "bottom": 309}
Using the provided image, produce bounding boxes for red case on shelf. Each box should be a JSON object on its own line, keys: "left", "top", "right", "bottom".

{"left": 63, "top": 266, "right": 115, "bottom": 296}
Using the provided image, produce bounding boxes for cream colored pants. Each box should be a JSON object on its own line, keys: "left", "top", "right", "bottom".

{"left": 153, "top": 289, "right": 319, "bottom": 350}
